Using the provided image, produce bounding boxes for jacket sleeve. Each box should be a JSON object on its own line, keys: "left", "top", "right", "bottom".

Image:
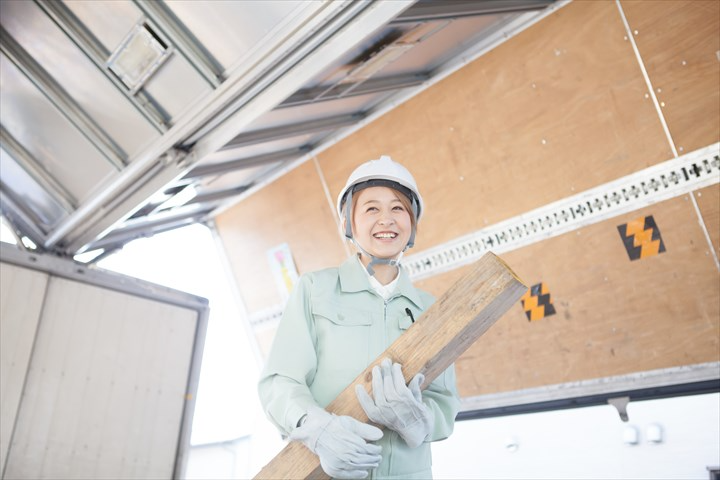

{"left": 422, "top": 364, "right": 461, "bottom": 442}
{"left": 257, "top": 274, "right": 320, "bottom": 436}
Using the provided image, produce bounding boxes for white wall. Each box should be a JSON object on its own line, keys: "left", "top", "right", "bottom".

{"left": 432, "top": 393, "right": 720, "bottom": 480}
{"left": 185, "top": 393, "right": 720, "bottom": 479}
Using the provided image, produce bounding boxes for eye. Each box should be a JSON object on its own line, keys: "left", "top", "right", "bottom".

{"left": 365, "top": 206, "right": 378, "bottom": 213}
{"left": 392, "top": 205, "right": 406, "bottom": 212}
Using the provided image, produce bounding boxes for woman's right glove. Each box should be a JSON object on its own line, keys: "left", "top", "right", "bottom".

{"left": 290, "top": 405, "right": 383, "bottom": 479}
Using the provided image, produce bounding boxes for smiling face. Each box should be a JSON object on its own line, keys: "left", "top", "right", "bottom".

{"left": 350, "top": 186, "right": 413, "bottom": 261}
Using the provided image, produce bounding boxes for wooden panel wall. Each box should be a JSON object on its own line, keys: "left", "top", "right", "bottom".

{"left": 215, "top": 0, "right": 719, "bottom": 396}
{"left": 417, "top": 195, "right": 719, "bottom": 396}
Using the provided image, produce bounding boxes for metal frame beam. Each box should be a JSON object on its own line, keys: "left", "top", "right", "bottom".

{"left": 0, "top": 189, "right": 49, "bottom": 250}
{"left": 184, "top": 147, "right": 308, "bottom": 179}
{"left": 222, "top": 113, "right": 363, "bottom": 150}
{"left": 278, "top": 72, "right": 429, "bottom": 108}
{"left": 392, "top": 0, "right": 555, "bottom": 24}
{"left": 41, "top": 0, "right": 414, "bottom": 254}
{"left": 1, "top": 26, "right": 127, "bottom": 169}
{"left": 133, "top": 0, "right": 224, "bottom": 88}
{"left": 83, "top": 205, "right": 213, "bottom": 252}
{"left": 34, "top": 0, "right": 170, "bottom": 132}
{"left": 1, "top": 127, "right": 77, "bottom": 212}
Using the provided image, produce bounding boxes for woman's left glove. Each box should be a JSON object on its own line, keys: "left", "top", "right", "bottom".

{"left": 355, "top": 358, "right": 433, "bottom": 448}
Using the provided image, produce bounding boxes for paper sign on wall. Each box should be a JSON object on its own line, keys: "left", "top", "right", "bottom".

{"left": 267, "top": 243, "right": 299, "bottom": 302}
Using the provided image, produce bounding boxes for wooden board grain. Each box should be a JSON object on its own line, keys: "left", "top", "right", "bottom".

{"left": 415, "top": 195, "right": 720, "bottom": 398}
{"left": 621, "top": 0, "right": 720, "bottom": 152}
{"left": 254, "top": 252, "right": 526, "bottom": 479}
{"left": 693, "top": 184, "right": 720, "bottom": 260}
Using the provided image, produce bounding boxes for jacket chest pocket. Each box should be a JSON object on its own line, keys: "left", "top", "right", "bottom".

{"left": 312, "top": 303, "right": 375, "bottom": 374}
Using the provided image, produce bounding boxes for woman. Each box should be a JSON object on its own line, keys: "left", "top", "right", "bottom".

{"left": 258, "top": 156, "right": 460, "bottom": 479}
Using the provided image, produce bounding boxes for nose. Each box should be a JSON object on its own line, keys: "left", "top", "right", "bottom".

{"left": 378, "top": 213, "right": 395, "bottom": 225}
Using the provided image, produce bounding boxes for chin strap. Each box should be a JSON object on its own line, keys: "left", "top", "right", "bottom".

{"left": 352, "top": 242, "right": 405, "bottom": 276}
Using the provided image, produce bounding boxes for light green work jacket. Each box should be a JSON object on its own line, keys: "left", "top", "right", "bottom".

{"left": 259, "top": 256, "right": 460, "bottom": 479}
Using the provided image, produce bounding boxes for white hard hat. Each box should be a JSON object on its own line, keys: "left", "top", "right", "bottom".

{"left": 336, "top": 155, "right": 424, "bottom": 221}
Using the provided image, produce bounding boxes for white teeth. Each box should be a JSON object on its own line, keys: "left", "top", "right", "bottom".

{"left": 374, "top": 233, "right": 397, "bottom": 238}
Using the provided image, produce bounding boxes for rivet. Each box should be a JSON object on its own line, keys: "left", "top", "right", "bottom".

{"left": 623, "top": 35, "right": 628, "bottom": 41}
{"left": 459, "top": 176, "right": 464, "bottom": 181}
{"left": 541, "top": 139, "right": 547, "bottom": 145}
{"left": 681, "top": 60, "right": 687, "bottom": 65}
{"left": 660, "top": 101, "right": 665, "bottom": 107}
{"left": 679, "top": 146, "right": 684, "bottom": 152}
{"left": 644, "top": 93, "right": 649, "bottom": 98}
{"left": 633, "top": 30, "right": 639, "bottom": 35}
{"left": 656, "top": 88, "right": 662, "bottom": 93}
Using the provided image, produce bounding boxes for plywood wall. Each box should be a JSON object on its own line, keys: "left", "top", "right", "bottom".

{"left": 215, "top": 0, "right": 719, "bottom": 396}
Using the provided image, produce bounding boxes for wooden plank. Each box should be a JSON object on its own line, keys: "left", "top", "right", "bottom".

{"left": 254, "top": 252, "right": 527, "bottom": 479}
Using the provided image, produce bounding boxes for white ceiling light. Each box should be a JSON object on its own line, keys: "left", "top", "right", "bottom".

{"left": 107, "top": 21, "right": 173, "bottom": 94}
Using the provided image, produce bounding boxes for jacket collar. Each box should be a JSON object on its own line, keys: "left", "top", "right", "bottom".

{"left": 338, "top": 255, "right": 424, "bottom": 308}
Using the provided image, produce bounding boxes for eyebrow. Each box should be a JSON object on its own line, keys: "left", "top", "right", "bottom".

{"left": 361, "top": 198, "right": 402, "bottom": 206}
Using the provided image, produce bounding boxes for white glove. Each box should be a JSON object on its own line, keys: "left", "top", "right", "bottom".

{"left": 290, "top": 405, "right": 383, "bottom": 479}
{"left": 355, "top": 358, "right": 433, "bottom": 448}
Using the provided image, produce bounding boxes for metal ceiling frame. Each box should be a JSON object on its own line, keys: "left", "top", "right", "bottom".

{"left": 35, "top": 0, "right": 171, "bottom": 131}
{"left": 84, "top": 204, "right": 214, "bottom": 253}
{"left": 391, "top": 0, "right": 556, "bottom": 23}
{"left": 222, "top": 112, "right": 364, "bottom": 150}
{"left": 183, "top": 147, "right": 310, "bottom": 180}
{"left": 1, "top": 127, "right": 76, "bottom": 212}
{"left": 132, "top": 0, "right": 224, "bottom": 88}
{"left": 51, "top": 0, "right": 416, "bottom": 255}
{"left": 1, "top": 26, "right": 128, "bottom": 169}
{"left": 278, "top": 72, "right": 429, "bottom": 108}
{"left": 0, "top": 190, "right": 48, "bottom": 247}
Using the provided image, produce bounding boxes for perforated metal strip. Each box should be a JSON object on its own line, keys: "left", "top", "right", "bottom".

{"left": 404, "top": 143, "right": 720, "bottom": 281}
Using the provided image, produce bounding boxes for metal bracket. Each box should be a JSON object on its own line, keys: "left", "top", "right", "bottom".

{"left": 607, "top": 396, "right": 631, "bottom": 422}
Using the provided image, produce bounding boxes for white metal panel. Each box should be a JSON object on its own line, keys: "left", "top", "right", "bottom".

{"left": 0, "top": 0, "right": 160, "bottom": 160}
{"left": 247, "top": 92, "right": 384, "bottom": 131}
{"left": 198, "top": 162, "right": 283, "bottom": 192}
{"left": 62, "top": 0, "right": 144, "bottom": 54}
{"left": 3, "top": 275, "right": 198, "bottom": 479}
{"left": 141, "top": 50, "right": 213, "bottom": 121}
{"left": 0, "top": 263, "right": 48, "bottom": 475}
{"left": 164, "top": 0, "right": 310, "bottom": 73}
{"left": 0, "top": 54, "right": 116, "bottom": 204}
{"left": 0, "top": 1, "right": 159, "bottom": 158}
{"left": 0, "top": 148, "right": 69, "bottom": 229}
